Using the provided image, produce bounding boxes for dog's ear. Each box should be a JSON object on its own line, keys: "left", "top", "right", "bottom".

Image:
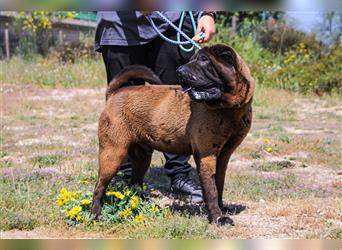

{"left": 210, "top": 44, "right": 255, "bottom": 107}
{"left": 233, "top": 50, "right": 255, "bottom": 105}
{"left": 211, "top": 45, "right": 236, "bottom": 66}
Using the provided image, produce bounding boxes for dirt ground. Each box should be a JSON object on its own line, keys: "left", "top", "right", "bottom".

{"left": 1, "top": 84, "right": 341, "bottom": 239}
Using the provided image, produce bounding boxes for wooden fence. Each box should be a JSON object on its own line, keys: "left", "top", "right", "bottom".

{"left": 0, "top": 11, "right": 96, "bottom": 59}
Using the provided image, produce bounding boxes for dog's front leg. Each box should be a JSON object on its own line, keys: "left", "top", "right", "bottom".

{"left": 195, "top": 154, "right": 234, "bottom": 226}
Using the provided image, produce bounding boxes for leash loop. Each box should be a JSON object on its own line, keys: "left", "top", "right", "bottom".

{"left": 145, "top": 11, "right": 205, "bottom": 51}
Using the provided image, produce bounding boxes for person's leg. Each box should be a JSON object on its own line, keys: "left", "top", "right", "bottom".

{"left": 147, "top": 17, "right": 203, "bottom": 202}
{"left": 147, "top": 16, "right": 194, "bottom": 178}
{"left": 100, "top": 45, "right": 147, "bottom": 179}
{"left": 101, "top": 45, "right": 146, "bottom": 84}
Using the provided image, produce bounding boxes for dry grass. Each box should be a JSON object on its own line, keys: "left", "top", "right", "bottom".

{"left": 1, "top": 83, "right": 341, "bottom": 239}
{"left": 0, "top": 56, "right": 105, "bottom": 88}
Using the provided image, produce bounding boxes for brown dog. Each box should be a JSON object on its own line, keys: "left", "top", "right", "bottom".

{"left": 92, "top": 44, "right": 255, "bottom": 225}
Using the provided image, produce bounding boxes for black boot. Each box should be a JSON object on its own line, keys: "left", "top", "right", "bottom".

{"left": 171, "top": 175, "right": 203, "bottom": 203}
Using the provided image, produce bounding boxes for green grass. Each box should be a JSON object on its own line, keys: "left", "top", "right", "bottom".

{"left": 327, "top": 228, "right": 342, "bottom": 239}
{"left": 31, "top": 155, "right": 62, "bottom": 167}
{"left": 0, "top": 171, "right": 213, "bottom": 238}
{"left": 224, "top": 173, "right": 297, "bottom": 201}
{"left": 0, "top": 55, "right": 105, "bottom": 88}
{"left": 258, "top": 162, "right": 287, "bottom": 172}
{"left": 1, "top": 45, "right": 341, "bottom": 237}
{"left": 0, "top": 159, "right": 13, "bottom": 168}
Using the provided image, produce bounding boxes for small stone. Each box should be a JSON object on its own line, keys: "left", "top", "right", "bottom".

{"left": 299, "top": 163, "right": 308, "bottom": 168}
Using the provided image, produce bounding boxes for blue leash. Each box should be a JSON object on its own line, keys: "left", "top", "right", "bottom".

{"left": 145, "top": 11, "right": 205, "bottom": 52}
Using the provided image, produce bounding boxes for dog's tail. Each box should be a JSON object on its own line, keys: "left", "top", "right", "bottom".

{"left": 106, "top": 65, "right": 162, "bottom": 101}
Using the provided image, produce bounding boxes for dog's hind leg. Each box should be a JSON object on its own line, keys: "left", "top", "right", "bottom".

{"left": 129, "top": 144, "right": 153, "bottom": 186}
{"left": 92, "top": 144, "right": 128, "bottom": 219}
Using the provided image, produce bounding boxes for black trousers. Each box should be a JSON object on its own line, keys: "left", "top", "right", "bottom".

{"left": 100, "top": 21, "right": 195, "bottom": 179}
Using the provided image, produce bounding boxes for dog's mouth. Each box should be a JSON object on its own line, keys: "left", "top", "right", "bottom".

{"left": 181, "top": 83, "right": 222, "bottom": 102}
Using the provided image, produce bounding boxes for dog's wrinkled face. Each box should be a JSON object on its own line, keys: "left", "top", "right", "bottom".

{"left": 177, "top": 45, "right": 237, "bottom": 102}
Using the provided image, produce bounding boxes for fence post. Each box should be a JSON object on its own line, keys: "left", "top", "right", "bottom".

{"left": 232, "top": 16, "right": 237, "bottom": 35}
{"left": 58, "top": 30, "right": 63, "bottom": 45}
{"left": 4, "top": 24, "right": 10, "bottom": 59}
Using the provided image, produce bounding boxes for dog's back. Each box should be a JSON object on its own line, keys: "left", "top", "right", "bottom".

{"left": 105, "top": 65, "right": 162, "bottom": 101}
{"left": 104, "top": 83, "right": 194, "bottom": 154}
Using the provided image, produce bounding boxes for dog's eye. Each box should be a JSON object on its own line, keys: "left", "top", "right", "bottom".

{"left": 219, "top": 51, "right": 234, "bottom": 65}
{"left": 199, "top": 55, "right": 208, "bottom": 62}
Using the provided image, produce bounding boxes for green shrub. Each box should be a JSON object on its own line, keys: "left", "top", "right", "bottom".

{"left": 270, "top": 44, "right": 342, "bottom": 93}
{"left": 211, "top": 21, "right": 341, "bottom": 94}
{"left": 31, "top": 155, "right": 62, "bottom": 167}
{"left": 255, "top": 21, "right": 324, "bottom": 55}
{"left": 52, "top": 34, "right": 98, "bottom": 63}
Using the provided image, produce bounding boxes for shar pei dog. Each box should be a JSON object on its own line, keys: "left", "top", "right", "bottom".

{"left": 92, "top": 44, "right": 255, "bottom": 225}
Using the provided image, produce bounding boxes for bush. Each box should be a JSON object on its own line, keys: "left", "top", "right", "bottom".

{"left": 52, "top": 34, "right": 97, "bottom": 63}
{"left": 13, "top": 11, "right": 55, "bottom": 57}
{"left": 255, "top": 21, "right": 324, "bottom": 55}
{"left": 211, "top": 20, "right": 341, "bottom": 94}
{"left": 270, "top": 44, "right": 342, "bottom": 94}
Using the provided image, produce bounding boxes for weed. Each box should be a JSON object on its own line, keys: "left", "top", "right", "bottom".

{"left": 258, "top": 162, "right": 286, "bottom": 172}
{"left": 226, "top": 174, "right": 286, "bottom": 201}
{"left": 327, "top": 228, "right": 342, "bottom": 239}
{"left": 0, "top": 159, "right": 13, "bottom": 168}
{"left": 283, "top": 173, "right": 297, "bottom": 188}
{"left": 1, "top": 151, "right": 8, "bottom": 158}
{"left": 31, "top": 155, "right": 62, "bottom": 167}
{"left": 1, "top": 209, "right": 38, "bottom": 230}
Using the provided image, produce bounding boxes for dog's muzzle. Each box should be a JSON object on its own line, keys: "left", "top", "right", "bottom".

{"left": 181, "top": 84, "right": 222, "bottom": 102}
{"left": 177, "top": 67, "right": 223, "bottom": 102}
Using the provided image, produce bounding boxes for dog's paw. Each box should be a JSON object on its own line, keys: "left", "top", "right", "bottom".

{"left": 220, "top": 204, "right": 247, "bottom": 215}
{"left": 91, "top": 205, "right": 102, "bottom": 220}
{"left": 216, "top": 216, "right": 235, "bottom": 226}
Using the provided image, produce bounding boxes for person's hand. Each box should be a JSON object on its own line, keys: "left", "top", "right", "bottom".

{"left": 192, "top": 15, "right": 215, "bottom": 44}
{"left": 140, "top": 11, "right": 152, "bottom": 16}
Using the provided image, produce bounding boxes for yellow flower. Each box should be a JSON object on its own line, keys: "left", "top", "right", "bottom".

{"left": 263, "top": 138, "right": 271, "bottom": 144}
{"left": 67, "top": 206, "right": 82, "bottom": 219}
{"left": 57, "top": 188, "right": 79, "bottom": 207}
{"left": 80, "top": 180, "right": 89, "bottom": 185}
{"left": 106, "top": 191, "right": 124, "bottom": 200}
{"left": 266, "top": 147, "right": 273, "bottom": 153}
{"left": 92, "top": 220, "right": 97, "bottom": 225}
{"left": 134, "top": 214, "right": 143, "bottom": 223}
{"left": 75, "top": 214, "right": 83, "bottom": 221}
{"left": 130, "top": 196, "right": 139, "bottom": 209}
{"left": 80, "top": 199, "right": 92, "bottom": 205}
{"left": 119, "top": 207, "right": 132, "bottom": 219}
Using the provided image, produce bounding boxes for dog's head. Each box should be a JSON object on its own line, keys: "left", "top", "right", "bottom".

{"left": 177, "top": 44, "right": 255, "bottom": 108}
